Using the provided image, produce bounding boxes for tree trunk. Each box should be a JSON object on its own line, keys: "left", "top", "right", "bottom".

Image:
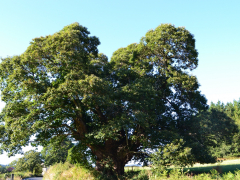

{"left": 95, "top": 159, "right": 104, "bottom": 172}
{"left": 92, "top": 146, "right": 127, "bottom": 176}
{"left": 95, "top": 156, "right": 126, "bottom": 176}
{"left": 95, "top": 157, "right": 116, "bottom": 176}
{"left": 113, "top": 159, "right": 125, "bottom": 175}
{"left": 88, "top": 138, "right": 140, "bottom": 176}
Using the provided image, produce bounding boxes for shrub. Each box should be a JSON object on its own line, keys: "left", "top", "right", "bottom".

{"left": 43, "top": 162, "right": 94, "bottom": 180}
{"left": 149, "top": 139, "right": 195, "bottom": 175}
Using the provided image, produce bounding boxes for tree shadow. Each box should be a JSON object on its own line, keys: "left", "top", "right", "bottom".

{"left": 188, "top": 163, "right": 240, "bottom": 175}
{"left": 92, "top": 170, "right": 149, "bottom": 180}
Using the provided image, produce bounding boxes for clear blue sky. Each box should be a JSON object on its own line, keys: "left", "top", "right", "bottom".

{"left": 0, "top": 0, "right": 240, "bottom": 164}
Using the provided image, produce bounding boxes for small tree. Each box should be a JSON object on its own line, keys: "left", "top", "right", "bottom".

{"left": 0, "top": 165, "right": 7, "bottom": 173}
{"left": 150, "top": 139, "right": 195, "bottom": 174}
{"left": 14, "top": 150, "right": 43, "bottom": 174}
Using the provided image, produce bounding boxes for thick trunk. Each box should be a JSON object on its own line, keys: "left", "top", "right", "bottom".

{"left": 91, "top": 145, "right": 128, "bottom": 176}
{"left": 113, "top": 159, "right": 125, "bottom": 175}
{"left": 88, "top": 136, "right": 141, "bottom": 176}
{"left": 95, "top": 156, "right": 126, "bottom": 175}
{"left": 95, "top": 157, "right": 116, "bottom": 176}
{"left": 95, "top": 159, "right": 104, "bottom": 172}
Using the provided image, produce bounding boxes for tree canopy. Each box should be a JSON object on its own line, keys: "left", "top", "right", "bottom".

{"left": 0, "top": 23, "right": 209, "bottom": 175}
{"left": 41, "top": 138, "right": 73, "bottom": 166}
{"left": 9, "top": 150, "right": 42, "bottom": 174}
{"left": 204, "top": 101, "right": 240, "bottom": 158}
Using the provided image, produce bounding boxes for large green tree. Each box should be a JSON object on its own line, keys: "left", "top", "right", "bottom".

{"left": 187, "top": 103, "right": 239, "bottom": 159}
{"left": 203, "top": 101, "right": 240, "bottom": 158}
{"left": 10, "top": 150, "right": 42, "bottom": 174}
{"left": 0, "top": 23, "right": 208, "bottom": 175}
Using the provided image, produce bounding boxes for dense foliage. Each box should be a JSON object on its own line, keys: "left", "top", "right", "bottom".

{"left": 0, "top": 165, "right": 6, "bottom": 174}
{"left": 66, "top": 142, "right": 93, "bottom": 167}
{"left": 9, "top": 150, "right": 42, "bottom": 174}
{"left": 150, "top": 139, "right": 195, "bottom": 173}
{"left": 0, "top": 22, "right": 215, "bottom": 175}
{"left": 205, "top": 101, "right": 240, "bottom": 158}
{"left": 41, "top": 138, "right": 73, "bottom": 166}
{"left": 149, "top": 101, "right": 240, "bottom": 173}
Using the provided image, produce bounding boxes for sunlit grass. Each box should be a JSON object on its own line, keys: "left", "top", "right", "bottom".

{"left": 193, "top": 158, "right": 240, "bottom": 167}
{"left": 43, "top": 162, "right": 94, "bottom": 180}
{"left": 0, "top": 171, "right": 34, "bottom": 180}
{"left": 41, "top": 159, "right": 240, "bottom": 179}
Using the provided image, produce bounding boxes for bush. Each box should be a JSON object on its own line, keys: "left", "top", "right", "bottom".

{"left": 43, "top": 162, "right": 94, "bottom": 180}
{"left": 149, "top": 139, "right": 195, "bottom": 175}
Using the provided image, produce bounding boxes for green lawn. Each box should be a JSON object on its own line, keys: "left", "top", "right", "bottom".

{"left": 187, "top": 159, "right": 240, "bottom": 175}
{"left": 124, "top": 159, "right": 240, "bottom": 179}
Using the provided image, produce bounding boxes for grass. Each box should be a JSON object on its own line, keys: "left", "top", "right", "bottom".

{"left": 0, "top": 171, "right": 35, "bottom": 180}
{"left": 123, "top": 159, "right": 240, "bottom": 179}
{"left": 125, "top": 166, "right": 151, "bottom": 171}
{"left": 187, "top": 159, "right": 240, "bottom": 175}
{"left": 41, "top": 159, "right": 240, "bottom": 180}
{"left": 1, "top": 159, "right": 240, "bottom": 179}
{"left": 43, "top": 162, "right": 95, "bottom": 180}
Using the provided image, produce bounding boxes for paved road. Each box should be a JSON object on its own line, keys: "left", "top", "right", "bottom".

{"left": 23, "top": 177, "right": 43, "bottom": 180}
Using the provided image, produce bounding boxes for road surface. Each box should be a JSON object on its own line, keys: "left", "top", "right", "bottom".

{"left": 23, "top": 177, "right": 43, "bottom": 180}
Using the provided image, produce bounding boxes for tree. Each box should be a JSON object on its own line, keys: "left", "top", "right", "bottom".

{"left": 150, "top": 139, "right": 195, "bottom": 173}
{"left": 11, "top": 150, "right": 42, "bottom": 174}
{"left": 41, "top": 138, "right": 73, "bottom": 166}
{"left": 225, "top": 99, "right": 240, "bottom": 128}
{"left": 187, "top": 102, "right": 239, "bottom": 159}
{"left": 0, "top": 23, "right": 208, "bottom": 175}
{"left": 207, "top": 101, "right": 240, "bottom": 157}
{"left": 8, "top": 160, "right": 17, "bottom": 168}
{"left": 0, "top": 165, "right": 7, "bottom": 173}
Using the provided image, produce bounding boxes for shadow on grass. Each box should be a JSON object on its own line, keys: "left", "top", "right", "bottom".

{"left": 187, "top": 163, "right": 240, "bottom": 175}
{"left": 93, "top": 170, "right": 149, "bottom": 180}
{"left": 123, "top": 170, "right": 149, "bottom": 180}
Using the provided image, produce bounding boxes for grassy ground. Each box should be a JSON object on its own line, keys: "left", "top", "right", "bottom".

{"left": 41, "top": 159, "right": 240, "bottom": 180}
{"left": 0, "top": 172, "right": 32, "bottom": 180}
{"left": 0, "top": 171, "right": 42, "bottom": 180}
{"left": 125, "top": 166, "right": 151, "bottom": 171}
{"left": 188, "top": 159, "right": 240, "bottom": 174}
{"left": 1, "top": 159, "right": 240, "bottom": 179}
{"left": 123, "top": 159, "right": 240, "bottom": 179}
